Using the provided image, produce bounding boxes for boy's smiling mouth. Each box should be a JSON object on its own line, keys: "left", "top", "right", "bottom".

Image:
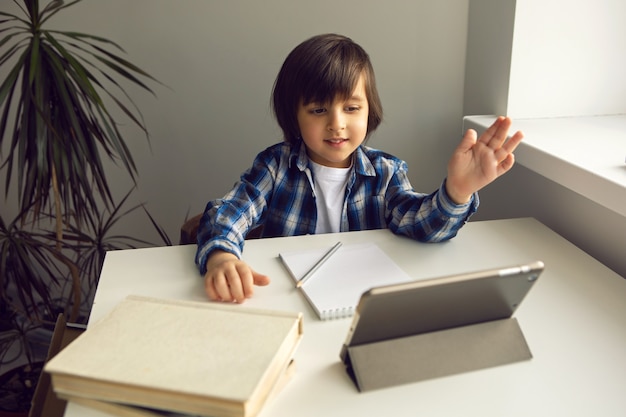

{"left": 325, "top": 138, "right": 348, "bottom": 144}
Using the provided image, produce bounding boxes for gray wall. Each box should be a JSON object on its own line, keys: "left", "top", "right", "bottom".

{"left": 0, "top": 1, "right": 470, "bottom": 244}
{"left": 2, "top": 1, "right": 623, "bottom": 277}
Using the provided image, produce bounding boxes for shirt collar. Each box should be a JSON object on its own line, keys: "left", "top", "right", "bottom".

{"left": 288, "top": 140, "right": 309, "bottom": 171}
{"left": 288, "top": 140, "right": 376, "bottom": 177}
{"left": 353, "top": 145, "right": 377, "bottom": 177}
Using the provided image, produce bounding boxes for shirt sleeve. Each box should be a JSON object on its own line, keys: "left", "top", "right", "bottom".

{"left": 195, "top": 153, "right": 276, "bottom": 276}
{"left": 385, "top": 160, "right": 478, "bottom": 242}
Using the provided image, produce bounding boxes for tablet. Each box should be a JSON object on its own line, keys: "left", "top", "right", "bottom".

{"left": 340, "top": 260, "right": 544, "bottom": 362}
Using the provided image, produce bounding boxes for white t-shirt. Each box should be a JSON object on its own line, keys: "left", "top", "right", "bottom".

{"left": 309, "top": 161, "right": 351, "bottom": 234}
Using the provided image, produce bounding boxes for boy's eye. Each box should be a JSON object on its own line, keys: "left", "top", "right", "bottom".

{"left": 346, "top": 106, "right": 361, "bottom": 112}
{"left": 310, "top": 107, "right": 326, "bottom": 115}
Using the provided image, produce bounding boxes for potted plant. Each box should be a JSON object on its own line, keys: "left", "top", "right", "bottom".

{"left": 0, "top": 0, "right": 166, "bottom": 413}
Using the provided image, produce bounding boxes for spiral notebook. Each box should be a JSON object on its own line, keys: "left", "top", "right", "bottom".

{"left": 278, "top": 243, "right": 412, "bottom": 320}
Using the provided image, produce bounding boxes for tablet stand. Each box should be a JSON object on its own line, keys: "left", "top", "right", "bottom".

{"left": 344, "top": 317, "right": 532, "bottom": 392}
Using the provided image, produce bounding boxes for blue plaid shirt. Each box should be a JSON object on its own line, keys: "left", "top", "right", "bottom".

{"left": 196, "top": 141, "right": 478, "bottom": 274}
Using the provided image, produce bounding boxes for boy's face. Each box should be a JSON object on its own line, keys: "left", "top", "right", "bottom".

{"left": 297, "top": 75, "right": 369, "bottom": 168}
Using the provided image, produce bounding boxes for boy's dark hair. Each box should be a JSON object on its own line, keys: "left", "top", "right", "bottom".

{"left": 272, "top": 33, "right": 383, "bottom": 144}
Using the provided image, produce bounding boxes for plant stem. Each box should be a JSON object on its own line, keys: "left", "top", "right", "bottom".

{"left": 51, "top": 163, "right": 63, "bottom": 250}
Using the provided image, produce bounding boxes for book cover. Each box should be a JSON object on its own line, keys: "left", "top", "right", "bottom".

{"left": 44, "top": 295, "right": 302, "bottom": 417}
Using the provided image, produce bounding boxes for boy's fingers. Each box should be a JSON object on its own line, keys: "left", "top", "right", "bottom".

{"left": 477, "top": 116, "right": 503, "bottom": 145}
{"left": 453, "top": 129, "right": 477, "bottom": 157}
{"left": 205, "top": 273, "right": 229, "bottom": 301}
{"left": 459, "top": 128, "right": 478, "bottom": 150}
{"left": 237, "top": 265, "right": 256, "bottom": 301}
{"left": 204, "top": 276, "right": 220, "bottom": 301}
{"left": 502, "top": 130, "right": 524, "bottom": 153}
{"left": 497, "top": 153, "right": 516, "bottom": 176}
{"left": 215, "top": 273, "right": 235, "bottom": 302}
{"left": 253, "top": 271, "right": 271, "bottom": 286}
{"left": 239, "top": 270, "right": 271, "bottom": 300}
{"left": 487, "top": 117, "right": 513, "bottom": 149}
{"left": 232, "top": 266, "right": 270, "bottom": 302}
{"left": 203, "top": 256, "right": 269, "bottom": 303}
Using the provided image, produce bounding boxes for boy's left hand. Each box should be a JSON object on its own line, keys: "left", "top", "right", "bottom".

{"left": 445, "top": 116, "right": 524, "bottom": 204}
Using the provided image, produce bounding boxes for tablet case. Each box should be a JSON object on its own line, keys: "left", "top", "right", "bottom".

{"left": 344, "top": 317, "right": 532, "bottom": 392}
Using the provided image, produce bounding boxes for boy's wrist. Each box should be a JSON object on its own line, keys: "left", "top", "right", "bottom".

{"left": 444, "top": 181, "right": 472, "bottom": 205}
{"left": 205, "top": 250, "right": 238, "bottom": 272}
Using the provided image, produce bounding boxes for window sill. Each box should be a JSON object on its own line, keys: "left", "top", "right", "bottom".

{"left": 462, "top": 114, "right": 626, "bottom": 218}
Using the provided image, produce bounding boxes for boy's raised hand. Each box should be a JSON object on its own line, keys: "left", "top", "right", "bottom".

{"left": 204, "top": 250, "right": 270, "bottom": 303}
{"left": 445, "top": 116, "right": 524, "bottom": 204}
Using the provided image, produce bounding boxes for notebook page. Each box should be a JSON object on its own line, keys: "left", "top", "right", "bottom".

{"left": 279, "top": 243, "right": 412, "bottom": 320}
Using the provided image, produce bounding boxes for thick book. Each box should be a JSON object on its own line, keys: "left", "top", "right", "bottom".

{"left": 278, "top": 243, "right": 412, "bottom": 320}
{"left": 67, "top": 360, "right": 296, "bottom": 417}
{"left": 44, "top": 295, "right": 303, "bottom": 417}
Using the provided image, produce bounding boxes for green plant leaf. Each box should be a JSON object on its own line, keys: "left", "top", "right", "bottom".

{"left": 0, "top": 0, "right": 164, "bottom": 325}
{"left": 39, "top": 0, "right": 82, "bottom": 26}
{"left": 0, "top": 208, "right": 63, "bottom": 318}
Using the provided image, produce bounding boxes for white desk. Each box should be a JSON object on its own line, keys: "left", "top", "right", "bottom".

{"left": 64, "top": 218, "right": 626, "bottom": 417}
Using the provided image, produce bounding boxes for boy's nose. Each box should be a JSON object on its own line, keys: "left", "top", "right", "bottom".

{"left": 327, "top": 111, "right": 346, "bottom": 132}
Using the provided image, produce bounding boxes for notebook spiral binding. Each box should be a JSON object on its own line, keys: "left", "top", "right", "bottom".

{"left": 321, "top": 306, "right": 355, "bottom": 320}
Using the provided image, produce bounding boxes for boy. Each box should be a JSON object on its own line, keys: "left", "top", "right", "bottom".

{"left": 196, "top": 34, "right": 523, "bottom": 303}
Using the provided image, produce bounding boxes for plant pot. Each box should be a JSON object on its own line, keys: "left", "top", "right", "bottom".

{"left": 0, "top": 361, "right": 45, "bottom": 416}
